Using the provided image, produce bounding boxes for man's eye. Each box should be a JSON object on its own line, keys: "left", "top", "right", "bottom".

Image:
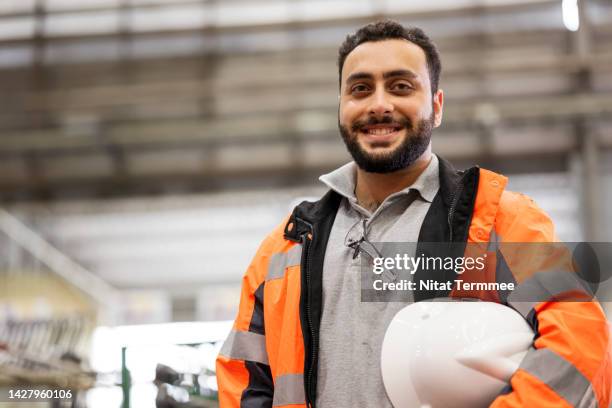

{"left": 391, "top": 82, "right": 413, "bottom": 92}
{"left": 351, "top": 85, "right": 370, "bottom": 94}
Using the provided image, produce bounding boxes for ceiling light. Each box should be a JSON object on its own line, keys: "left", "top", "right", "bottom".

{"left": 562, "top": 0, "right": 580, "bottom": 32}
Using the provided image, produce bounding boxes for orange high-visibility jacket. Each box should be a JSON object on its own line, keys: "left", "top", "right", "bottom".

{"left": 217, "top": 157, "right": 611, "bottom": 408}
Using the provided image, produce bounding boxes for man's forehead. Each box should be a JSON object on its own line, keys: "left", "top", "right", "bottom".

{"left": 342, "top": 39, "right": 428, "bottom": 82}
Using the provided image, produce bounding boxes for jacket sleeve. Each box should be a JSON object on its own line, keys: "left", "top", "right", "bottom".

{"left": 490, "top": 194, "right": 612, "bottom": 408}
{"left": 216, "top": 236, "right": 275, "bottom": 408}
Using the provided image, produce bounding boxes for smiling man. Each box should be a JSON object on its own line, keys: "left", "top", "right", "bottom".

{"left": 337, "top": 32, "right": 442, "bottom": 214}
{"left": 216, "top": 21, "right": 610, "bottom": 408}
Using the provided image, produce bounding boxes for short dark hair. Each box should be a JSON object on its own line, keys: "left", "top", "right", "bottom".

{"left": 338, "top": 20, "right": 441, "bottom": 95}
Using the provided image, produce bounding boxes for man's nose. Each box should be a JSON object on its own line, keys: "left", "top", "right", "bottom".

{"left": 368, "top": 89, "right": 394, "bottom": 118}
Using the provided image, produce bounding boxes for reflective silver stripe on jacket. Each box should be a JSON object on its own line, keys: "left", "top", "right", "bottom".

{"left": 267, "top": 245, "right": 302, "bottom": 281}
{"left": 219, "top": 330, "right": 268, "bottom": 365}
{"left": 520, "top": 347, "right": 598, "bottom": 408}
{"left": 273, "top": 373, "right": 305, "bottom": 407}
{"left": 507, "top": 270, "right": 592, "bottom": 318}
{"left": 486, "top": 230, "right": 500, "bottom": 252}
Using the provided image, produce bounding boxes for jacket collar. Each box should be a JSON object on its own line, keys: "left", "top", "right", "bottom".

{"left": 285, "top": 155, "right": 476, "bottom": 239}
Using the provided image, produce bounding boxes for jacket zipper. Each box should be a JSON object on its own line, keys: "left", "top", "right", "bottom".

{"left": 301, "top": 230, "right": 316, "bottom": 408}
{"left": 447, "top": 171, "right": 469, "bottom": 242}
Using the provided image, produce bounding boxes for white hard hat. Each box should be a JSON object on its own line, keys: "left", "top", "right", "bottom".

{"left": 381, "top": 300, "right": 534, "bottom": 408}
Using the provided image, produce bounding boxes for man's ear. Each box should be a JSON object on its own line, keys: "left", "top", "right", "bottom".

{"left": 433, "top": 89, "right": 444, "bottom": 128}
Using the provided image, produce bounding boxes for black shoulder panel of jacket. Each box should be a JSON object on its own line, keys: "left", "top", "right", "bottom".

{"left": 415, "top": 157, "right": 480, "bottom": 301}
{"left": 438, "top": 156, "right": 465, "bottom": 209}
{"left": 283, "top": 190, "right": 343, "bottom": 242}
{"left": 437, "top": 156, "right": 480, "bottom": 243}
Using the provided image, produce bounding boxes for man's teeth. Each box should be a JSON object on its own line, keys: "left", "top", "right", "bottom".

{"left": 365, "top": 127, "right": 398, "bottom": 135}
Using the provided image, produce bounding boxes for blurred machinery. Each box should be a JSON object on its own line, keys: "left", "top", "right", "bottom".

{"left": 0, "top": 213, "right": 99, "bottom": 407}
{"left": 0, "top": 318, "right": 96, "bottom": 406}
{"left": 153, "top": 358, "right": 218, "bottom": 407}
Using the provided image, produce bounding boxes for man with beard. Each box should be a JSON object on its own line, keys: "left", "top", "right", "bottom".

{"left": 216, "top": 21, "right": 610, "bottom": 408}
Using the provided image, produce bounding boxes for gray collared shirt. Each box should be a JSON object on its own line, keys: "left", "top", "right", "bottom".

{"left": 316, "top": 155, "right": 440, "bottom": 408}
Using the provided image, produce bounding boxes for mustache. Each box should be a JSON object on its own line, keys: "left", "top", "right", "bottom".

{"left": 351, "top": 115, "right": 412, "bottom": 132}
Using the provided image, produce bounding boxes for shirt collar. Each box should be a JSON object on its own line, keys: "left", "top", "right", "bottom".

{"left": 319, "top": 154, "right": 439, "bottom": 204}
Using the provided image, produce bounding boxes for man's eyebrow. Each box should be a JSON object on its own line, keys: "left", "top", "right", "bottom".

{"left": 345, "top": 70, "right": 418, "bottom": 84}
{"left": 345, "top": 72, "right": 374, "bottom": 83}
{"left": 383, "top": 69, "right": 418, "bottom": 79}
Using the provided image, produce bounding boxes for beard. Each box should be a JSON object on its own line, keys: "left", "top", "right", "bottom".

{"left": 339, "top": 112, "right": 434, "bottom": 173}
